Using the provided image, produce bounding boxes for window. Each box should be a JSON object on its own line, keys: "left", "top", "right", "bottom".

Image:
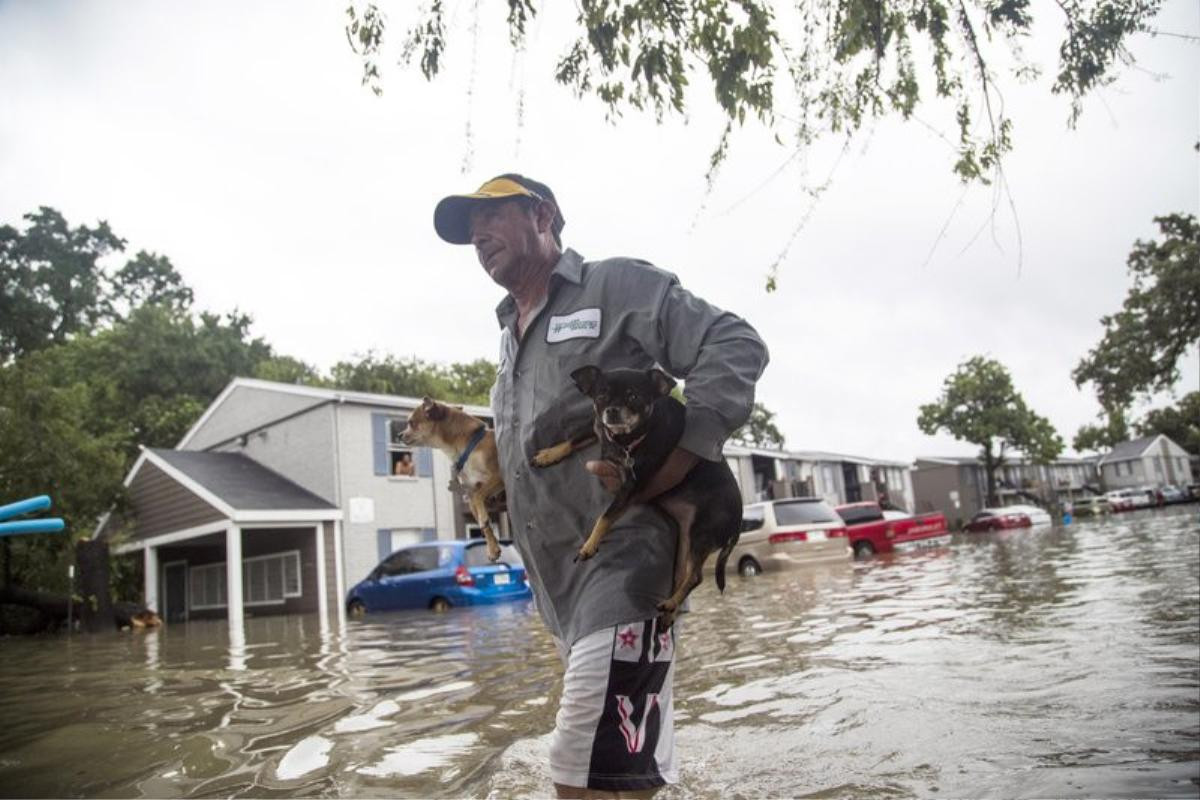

{"left": 379, "top": 551, "right": 419, "bottom": 577}
{"left": 774, "top": 499, "right": 839, "bottom": 525}
{"left": 190, "top": 563, "right": 227, "bottom": 609}
{"left": 243, "top": 551, "right": 301, "bottom": 606}
{"left": 387, "top": 419, "right": 416, "bottom": 475}
{"left": 741, "top": 505, "right": 766, "bottom": 532}
{"left": 836, "top": 504, "right": 884, "bottom": 525}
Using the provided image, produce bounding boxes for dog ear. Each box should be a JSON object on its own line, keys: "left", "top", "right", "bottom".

{"left": 421, "top": 396, "right": 435, "bottom": 408}
{"left": 570, "top": 365, "right": 602, "bottom": 397}
{"left": 649, "top": 368, "right": 676, "bottom": 396}
{"left": 427, "top": 401, "right": 447, "bottom": 421}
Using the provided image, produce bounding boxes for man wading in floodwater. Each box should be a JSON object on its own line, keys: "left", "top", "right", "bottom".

{"left": 433, "top": 174, "right": 768, "bottom": 798}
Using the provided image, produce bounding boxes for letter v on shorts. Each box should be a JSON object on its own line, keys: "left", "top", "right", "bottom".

{"left": 548, "top": 617, "right": 679, "bottom": 792}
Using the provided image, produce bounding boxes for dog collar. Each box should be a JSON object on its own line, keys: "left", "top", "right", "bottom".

{"left": 454, "top": 425, "right": 488, "bottom": 473}
{"left": 610, "top": 430, "right": 647, "bottom": 452}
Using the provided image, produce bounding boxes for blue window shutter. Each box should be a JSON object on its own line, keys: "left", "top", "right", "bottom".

{"left": 377, "top": 529, "right": 392, "bottom": 561}
{"left": 421, "top": 527, "right": 436, "bottom": 542}
{"left": 416, "top": 447, "right": 434, "bottom": 477}
{"left": 372, "top": 414, "right": 388, "bottom": 475}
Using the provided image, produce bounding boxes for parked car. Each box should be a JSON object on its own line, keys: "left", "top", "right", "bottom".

{"left": 1105, "top": 489, "right": 1136, "bottom": 512}
{"left": 346, "top": 539, "right": 531, "bottom": 614}
{"left": 1069, "top": 496, "right": 1110, "bottom": 517}
{"left": 963, "top": 509, "right": 1032, "bottom": 533}
{"left": 731, "top": 497, "right": 851, "bottom": 576}
{"left": 834, "top": 501, "right": 951, "bottom": 557}
{"left": 1159, "top": 485, "right": 1190, "bottom": 505}
{"left": 1002, "top": 504, "right": 1053, "bottom": 526}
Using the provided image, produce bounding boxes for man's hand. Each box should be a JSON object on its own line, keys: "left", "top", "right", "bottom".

{"left": 585, "top": 448, "right": 700, "bottom": 504}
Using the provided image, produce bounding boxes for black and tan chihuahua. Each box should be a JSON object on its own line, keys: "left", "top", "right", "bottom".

{"left": 531, "top": 366, "right": 742, "bottom": 628}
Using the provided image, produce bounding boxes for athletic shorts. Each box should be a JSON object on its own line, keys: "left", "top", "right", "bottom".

{"left": 549, "top": 617, "right": 678, "bottom": 792}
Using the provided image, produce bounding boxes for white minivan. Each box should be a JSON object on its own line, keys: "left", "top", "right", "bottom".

{"left": 732, "top": 497, "right": 852, "bottom": 576}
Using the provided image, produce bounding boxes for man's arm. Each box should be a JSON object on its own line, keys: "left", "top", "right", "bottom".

{"left": 593, "top": 261, "right": 769, "bottom": 499}
{"left": 644, "top": 272, "right": 769, "bottom": 462}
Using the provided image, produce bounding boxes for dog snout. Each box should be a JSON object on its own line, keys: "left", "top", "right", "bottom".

{"left": 602, "top": 406, "right": 624, "bottom": 425}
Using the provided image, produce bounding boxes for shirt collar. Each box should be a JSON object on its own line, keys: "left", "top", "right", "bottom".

{"left": 494, "top": 248, "right": 584, "bottom": 330}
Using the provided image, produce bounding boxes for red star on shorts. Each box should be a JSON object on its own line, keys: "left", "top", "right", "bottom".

{"left": 617, "top": 626, "right": 638, "bottom": 649}
{"left": 659, "top": 632, "right": 671, "bottom": 651}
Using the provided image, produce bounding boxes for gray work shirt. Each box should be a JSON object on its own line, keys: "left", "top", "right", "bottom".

{"left": 490, "top": 248, "right": 768, "bottom": 645}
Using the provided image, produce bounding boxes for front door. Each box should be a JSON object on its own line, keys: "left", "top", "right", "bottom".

{"left": 162, "top": 562, "right": 187, "bottom": 623}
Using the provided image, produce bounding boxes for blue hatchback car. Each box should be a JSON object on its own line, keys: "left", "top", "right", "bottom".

{"left": 346, "top": 539, "right": 531, "bottom": 614}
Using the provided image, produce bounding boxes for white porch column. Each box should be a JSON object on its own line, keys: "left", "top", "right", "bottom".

{"left": 226, "top": 526, "right": 244, "bottom": 627}
{"left": 333, "top": 519, "right": 347, "bottom": 629}
{"left": 143, "top": 545, "right": 159, "bottom": 613}
{"left": 314, "top": 523, "right": 329, "bottom": 623}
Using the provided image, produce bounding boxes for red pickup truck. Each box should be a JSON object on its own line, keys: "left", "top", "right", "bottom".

{"left": 834, "top": 502, "right": 951, "bottom": 558}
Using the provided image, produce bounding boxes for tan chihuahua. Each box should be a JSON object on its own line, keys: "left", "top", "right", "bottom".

{"left": 399, "top": 398, "right": 505, "bottom": 561}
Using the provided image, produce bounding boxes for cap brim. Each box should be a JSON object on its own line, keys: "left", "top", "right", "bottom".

{"left": 433, "top": 195, "right": 484, "bottom": 245}
{"left": 434, "top": 180, "right": 538, "bottom": 244}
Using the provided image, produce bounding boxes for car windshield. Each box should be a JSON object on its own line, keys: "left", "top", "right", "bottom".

{"left": 774, "top": 500, "right": 839, "bottom": 525}
{"left": 463, "top": 542, "right": 524, "bottom": 567}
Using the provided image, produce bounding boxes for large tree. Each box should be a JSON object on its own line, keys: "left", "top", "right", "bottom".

{"left": 918, "top": 355, "right": 1063, "bottom": 506}
{"left": 347, "top": 0, "right": 1163, "bottom": 190}
{"left": 732, "top": 401, "right": 786, "bottom": 449}
{"left": 329, "top": 353, "right": 498, "bottom": 406}
{"left": 0, "top": 207, "right": 193, "bottom": 363}
{"left": 1134, "top": 392, "right": 1200, "bottom": 455}
{"left": 1073, "top": 213, "right": 1200, "bottom": 448}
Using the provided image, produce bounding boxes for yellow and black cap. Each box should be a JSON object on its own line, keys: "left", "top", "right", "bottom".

{"left": 433, "top": 173, "right": 565, "bottom": 245}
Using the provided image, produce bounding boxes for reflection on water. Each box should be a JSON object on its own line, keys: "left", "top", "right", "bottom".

{"left": 1, "top": 508, "right": 1197, "bottom": 798}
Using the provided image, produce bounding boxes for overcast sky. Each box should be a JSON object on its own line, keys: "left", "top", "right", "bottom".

{"left": 1, "top": 1, "right": 1196, "bottom": 462}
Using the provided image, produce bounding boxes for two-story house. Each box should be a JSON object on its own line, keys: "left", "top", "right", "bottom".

{"left": 103, "top": 378, "right": 492, "bottom": 627}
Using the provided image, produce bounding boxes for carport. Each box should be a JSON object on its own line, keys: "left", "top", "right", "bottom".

{"left": 106, "top": 448, "right": 343, "bottom": 627}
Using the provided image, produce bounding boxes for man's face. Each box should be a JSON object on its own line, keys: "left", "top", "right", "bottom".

{"left": 468, "top": 198, "right": 542, "bottom": 286}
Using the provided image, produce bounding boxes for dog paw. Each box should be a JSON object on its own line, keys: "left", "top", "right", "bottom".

{"left": 487, "top": 546, "right": 501, "bottom": 562}
{"left": 530, "top": 442, "right": 570, "bottom": 468}
{"left": 574, "top": 544, "right": 597, "bottom": 563}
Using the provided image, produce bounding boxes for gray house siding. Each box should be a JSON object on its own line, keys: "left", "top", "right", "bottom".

{"left": 127, "top": 461, "right": 225, "bottom": 540}
{"left": 323, "top": 520, "right": 339, "bottom": 608}
{"left": 912, "top": 463, "right": 961, "bottom": 518}
{"left": 335, "top": 403, "right": 459, "bottom": 587}
{"left": 212, "top": 402, "right": 338, "bottom": 504}
{"left": 186, "top": 385, "right": 328, "bottom": 451}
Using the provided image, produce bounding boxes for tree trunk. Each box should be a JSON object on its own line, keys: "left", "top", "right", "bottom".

{"left": 75, "top": 539, "right": 114, "bottom": 634}
{"left": 982, "top": 446, "right": 999, "bottom": 508}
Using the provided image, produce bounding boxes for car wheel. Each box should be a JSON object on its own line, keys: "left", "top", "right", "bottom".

{"left": 738, "top": 558, "right": 762, "bottom": 577}
{"left": 853, "top": 541, "right": 875, "bottom": 559}
{"left": 347, "top": 599, "right": 366, "bottom": 617}
{"left": 430, "top": 597, "right": 451, "bottom": 612}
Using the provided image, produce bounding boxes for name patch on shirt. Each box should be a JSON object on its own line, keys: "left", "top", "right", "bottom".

{"left": 546, "top": 308, "right": 602, "bottom": 343}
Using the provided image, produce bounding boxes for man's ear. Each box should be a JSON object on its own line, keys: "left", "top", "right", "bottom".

{"left": 649, "top": 368, "right": 676, "bottom": 396}
{"left": 570, "top": 366, "right": 602, "bottom": 397}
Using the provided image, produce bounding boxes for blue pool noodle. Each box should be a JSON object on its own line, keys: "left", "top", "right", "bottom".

{"left": 0, "top": 519, "right": 66, "bottom": 536}
{"left": 0, "top": 495, "right": 52, "bottom": 523}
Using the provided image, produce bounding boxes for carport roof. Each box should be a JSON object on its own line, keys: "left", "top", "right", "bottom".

{"left": 149, "top": 449, "right": 336, "bottom": 511}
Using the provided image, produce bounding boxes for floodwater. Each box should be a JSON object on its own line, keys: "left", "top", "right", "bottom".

{"left": 1, "top": 507, "right": 1197, "bottom": 799}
